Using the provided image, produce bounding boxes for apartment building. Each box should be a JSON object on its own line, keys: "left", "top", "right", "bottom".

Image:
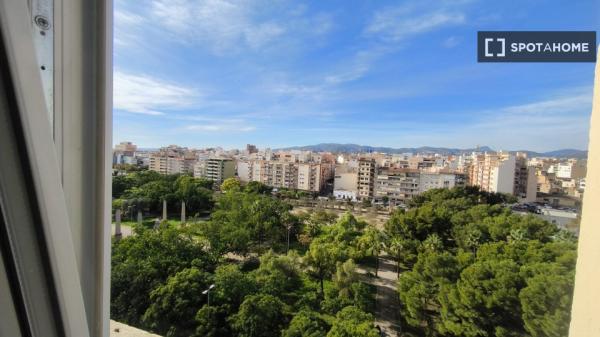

{"left": 420, "top": 171, "right": 466, "bottom": 192}
{"left": 514, "top": 153, "right": 538, "bottom": 202}
{"left": 372, "top": 169, "right": 466, "bottom": 204}
{"left": 149, "top": 154, "right": 196, "bottom": 175}
{"left": 236, "top": 161, "right": 251, "bottom": 182}
{"left": 195, "top": 158, "right": 235, "bottom": 184}
{"left": 246, "top": 144, "right": 258, "bottom": 154}
{"left": 297, "top": 163, "right": 321, "bottom": 192}
{"left": 148, "top": 145, "right": 197, "bottom": 175}
{"left": 333, "top": 165, "right": 359, "bottom": 200}
{"left": 467, "top": 152, "right": 536, "bottom": 202}
{"left": 113, "top": 141, "right": 139, "bottom": 166}
{"left": 374, "top": 169, "right": 420, "bottom": 203}
{"left": 358, "top": 158, "right": 376, "bottom": 200}
{"left": 537, "top": 172, "right": 562, "bottom": 194}
{"left": 550, "top": 160, "right": 587, "bottom": 180}
{"left": 193, "top": 160, "right": 206, "bottom": 178}
{"left": 269, "top": 161, "right": 298, "bottom": 189}
{"left": 237, "top": 159, "right": 333, "bottom": 192}
{"left": 114, "top": 141, "right": 137, "bottom": 155}
{"left": 468, "top": 152, "right": 515, "bottom": 194}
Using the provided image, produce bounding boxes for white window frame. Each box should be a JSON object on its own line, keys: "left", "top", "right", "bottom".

{"left": 0, "top": 0, "right": 112, "bottom": 336}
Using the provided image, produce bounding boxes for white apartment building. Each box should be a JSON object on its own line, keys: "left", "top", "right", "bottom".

{"left": 149, "top": 154, "right": 196, "bottom": 175}
{"left": 333, "top": 165, "right": 359, "bottom": 201}
{"left": 236, "top": 159, "right": 333, "bottom": 192}
{"left": 420, "top": 171, "right": 465, "bottom": 193}
{"left": 236, "top": 160, "right": 251, "bottom": 182}
{"left": 193, "top": 160, "right": 206, "bottom": 178}
{"left": 374, "top": 170, "right": 420, "bottom": 203}
{"left": 551, "top": 160, "right": 587, "bottom": 179}
{"left": 468, "top": 152, "right": 536, "bottom": 202}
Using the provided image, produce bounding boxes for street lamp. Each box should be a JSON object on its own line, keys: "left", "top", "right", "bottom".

{"left": 202, "top": 284, "right": 215, "bottom": 306}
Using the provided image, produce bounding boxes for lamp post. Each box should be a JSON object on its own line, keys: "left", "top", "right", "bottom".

{"left": 202, "top": 284, "right": 215, "bottom": 306}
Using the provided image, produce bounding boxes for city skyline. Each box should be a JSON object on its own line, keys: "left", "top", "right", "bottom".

{"left": 115, "top": 141, "right": 589, "bottom": 158}
{"left": 114, "top": 0, "right": 599, "bottom": 152}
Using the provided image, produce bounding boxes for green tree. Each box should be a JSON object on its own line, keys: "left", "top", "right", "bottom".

{"left": 519, "top": 264, "right": 574, "bottom": 337}
{"left": 357, "top": 225, "right": 384, "bottom": 276}
{"left": 111, "top": 226, "right": 213, "bottom": 327}
{"left": 213, "top": 264, "right": 257, "bottom": 310}
{"left": 323, "top": 259, "right": 375, "bottom": 313}
{"left": 230, "top": 294, "right": 288, "bottom": 337}
{"left": 220, "top": 177, "right": 241, "bottom": 192}
{"left": 333, "top": 259, "right": 359, "bottom": 299}
{"left": 438, "top": 258, "right": 524, "bottom": 337}
{"left": 244, "top": 181, "right": 273, "bottom": 194}
{"left": 398, "top": 251, "right": 459, "bottom": 335}
{"left": 282, "top": 310, "right": 330, "bottom": 337}
{"left": 143, "top": 267, "right": 212, "bottom": 336}
{"left": 113, "top": 174, "right": 135, "bottom": 198}
{"left": 251, "top": 250, "right": 303, "bottom": 302}
{"left": 326, "top": 306, "right": 379, "bottom": 337}
{"left": 193, "top": 305, "right": 231, "bottom": 337}
{"left": 304, "top": 239, "right": 341, "bottom": 296}
{"left": 174, "top": 175, "right": 214, "bottom": 215}
{"left": 209, "top": 192, "right": 293, "bottom": 254}
{"left": 125, "top": 180, "right": 173, "bottom": 213}
{"left": 385, "top": 237, "right": 418, "bottom": 275}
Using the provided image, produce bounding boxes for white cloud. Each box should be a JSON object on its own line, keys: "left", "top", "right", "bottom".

{"left": 364, "top": 1, "right": 469, "bottom": 43}
{"left": 500, "top": 94, "right": 590, "bottom": 117}
{"left": 150, "top": 0, "right": 285, "bottom": 52}
{"left": 366, "top": 9, "right": 465, "bottom": 42}
{"left": 443, "top": 36, "right": 460, "bottom": 48}
{"left": 186, "top": 124, "right": 256, "bottom": 132}
{"left": 114, "top": 10, "right": 144, "bottom": 26}
{"left": 438, "top": 88, "right": 593, "bottom": 151}
{"left": 113, "top": 71, "right": 198, "bottom": 115}
{"left": 148, "top": 0, "right": 333, "bottom": 53}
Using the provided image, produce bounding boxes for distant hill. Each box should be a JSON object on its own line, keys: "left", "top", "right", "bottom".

{"left": 278, "top": 143, "right": 587, "bottom": 159}
{"left": 516, "top": 149, "right": 588, "bottom": 159}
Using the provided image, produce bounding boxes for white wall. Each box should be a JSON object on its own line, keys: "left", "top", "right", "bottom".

{"left": 492, "top": 155, "right": 516, "bottom": 194}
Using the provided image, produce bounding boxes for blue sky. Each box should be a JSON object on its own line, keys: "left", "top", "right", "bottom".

{"left": 113, "top": 0, "right": 599, "bottom": 152}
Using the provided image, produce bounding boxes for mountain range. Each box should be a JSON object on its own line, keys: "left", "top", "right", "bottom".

{"left": 278, "top": 143, "right": 588, "bottom": 159}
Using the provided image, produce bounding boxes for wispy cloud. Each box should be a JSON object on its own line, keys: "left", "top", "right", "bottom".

{"left": 442, "top": 36, "right": 461, "bottom": 48}
{"left": 149, "top": 0, "right": 332, "bottom": 54}
{"left": 364, "top": 2, "right": 468, "bottom": 42}
{"left": 113, "top": 71, "right": 199, "bottom": 115}
{"left": 434, "top": 87, "right": 594, "bottom": 151}
{"left": 153, "top": 0, "right": 284, "bottom": 51}
{"left": 113, "top": 8, "right": 146, "bottom": 47}
{"left": 185, "top": 124, "right": 256, "bottom": 132}
{"left": 114, "top": 9, "right": 144, "bottom": 25}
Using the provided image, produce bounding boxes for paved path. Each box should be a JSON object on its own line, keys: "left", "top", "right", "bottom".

{"left": 358, "top": 254, "right": 401, "bottom": 337}
{"left": 111, "top": 224, "right": 133, "bottom": 237}
{"left": 110, "top": 320, "right": 160, "bottom": 337}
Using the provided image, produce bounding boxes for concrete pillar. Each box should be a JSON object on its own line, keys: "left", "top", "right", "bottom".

{"left": 181, "top": 201, "right": 186, "bottom": 223}
{"left": 115, "top": 209, "right": 122, "bottom": 239}
{"left": 162, "top": 199, "right": 167, "bottom": 220}
{"left": 137, "top": 209, "right": 143, "bottom": 226}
